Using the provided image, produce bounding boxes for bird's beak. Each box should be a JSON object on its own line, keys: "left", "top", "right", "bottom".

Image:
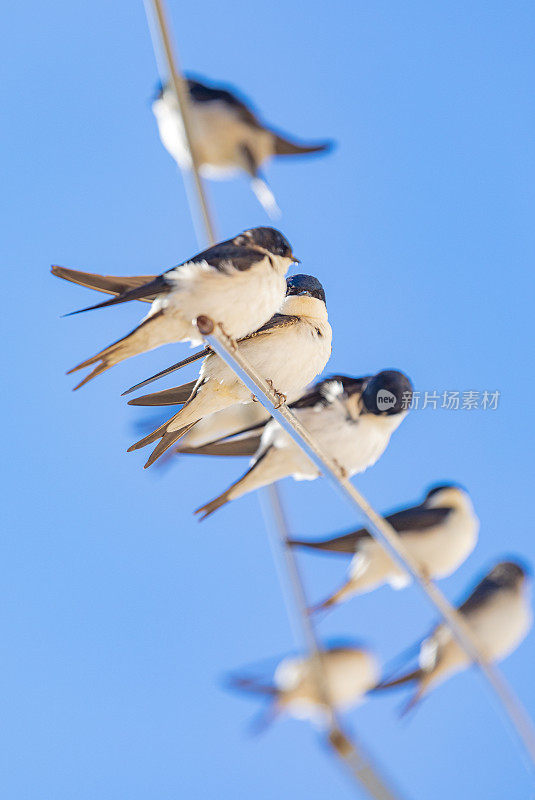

{"left": 291, "top": 255, "right": 301, "bottom": 264}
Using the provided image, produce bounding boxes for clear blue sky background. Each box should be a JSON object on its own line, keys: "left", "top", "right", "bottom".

{"left": 2, "top": 2, "right": 534, "bottom": 798}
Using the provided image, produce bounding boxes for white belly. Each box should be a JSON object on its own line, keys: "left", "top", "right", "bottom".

{"left": 264, "top": 404, "right": 404, "bottom": 481}
{"left": 202, "top": 317, "right": 332, "bottom": 402}
{"left": 158, "top": 259, "right": 287, "bottom": 344}
{"left": 275, "top": 649, "right": 378, "bottom": 719}
{"left": 360, "top": 508, "right": 479, "bottom": 587}
{"left": 429, "top": 590, "right": 532, "bottom": 687}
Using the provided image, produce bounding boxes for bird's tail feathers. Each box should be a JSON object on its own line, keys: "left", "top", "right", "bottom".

{"left": 288, "top": 531, "right": 365, "bottom": 554}
{"left": 272, "top": 133, "right": 334, "bottom": 157}
{"left": 195, "top": 450, "right": 272, "bottom": 520}
{"left": 63, "top": 276, "right": 168, "bottom": 316}
{"left": 66, "top": 311, "right": 166, "bottom": 390}
{"left": 51, "top": 266, "right": 157, "bottom": 302}
{"left": 143, "top": 424, "right": 197, "bottom": 468}
{"left": 373, "top": 667, "right": 424, "bottom": 692}
{"left": 308, "top": 582, "right": 352, "bottom": 615}
{"left": 399, "top": 686, "right": 427, "bottom": 718}
{"left": 226, "top": 676, "right": 280, "bottom": 735}
{"left": 227, "top": 675, "right": 277, "bottom": 697}
{"left": 127, "top": 381, "right": 198, "bottom": 407}
{"left": 195, "top": 487, "right": 234, "bottom": 520}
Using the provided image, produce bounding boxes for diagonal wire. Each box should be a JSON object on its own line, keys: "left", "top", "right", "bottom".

{"left": 197, "top": 316, "right": 535, "bottom": 776}
{"left": 145, "top": 0, "right": 216, "bottom": 245}
{"left": 143, "top": 2, "right": 405, "bottom": 796}
{"left": 261, "top": 484, "right": 404, "bottom": 798}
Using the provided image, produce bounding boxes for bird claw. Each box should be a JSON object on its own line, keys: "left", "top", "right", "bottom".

{"left": 273, "top": 392, "right": 287, "bottom": 409}
{"left": 266, "top": 379, "right": 286, "bottom": 408}
{"left": 217, "top": 323, "right": 238, "bottom": 351}
{"left": 333, "top": 459, "right": 349, "bottom": 479}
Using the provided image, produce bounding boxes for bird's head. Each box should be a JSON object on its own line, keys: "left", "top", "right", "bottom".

{"left": 236, "top": 227, "right": 299, "bottom": 264}
{"left": 424, "top": 483, "right": 472, "bottom": 511}
{"left": 285, "top": 274, "right": 326, "bottom": 303}
{"left": 361, "top": 370, "right": 413, "bottom": 416}
{"left": 489, "top": 559, "right": 532, "bottom": 590}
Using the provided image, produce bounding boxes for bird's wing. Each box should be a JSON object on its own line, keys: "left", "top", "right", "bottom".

{"left": 458, "top": 574, "right": 500, "bottom": 616}
{"left": 123, "top": 315, "right": 299, "bottom": 397}
{"left": 187, "top": 77, "right": 264, "bottom": 129}
{"left": 51, "top": 266, "right": 158, "bottom": 303}
{"left": 127, "top": 381, "right": 198, "bottom": 407}
{"left": 294, "top": 375, "right": 368, "bottom": 409}
{"left": 289, "top": 507, "right": 453, "bottom": 553}
{"left": 240, "top": 313, "right": 301, "bottom": 340}
{"left": 384, "top": 505, "right": 453, "bottom": 533}
{"left": 122, "top": 349, "right": 209, "bottom": 396}
{"left": 62, "top": 275, "right": 172, "bottom": 315}
{"left": 183, "top": 241, "right": 268, "bottom": 273}
{"left": 177, "top": 434, "right": 263, "bottom": 457}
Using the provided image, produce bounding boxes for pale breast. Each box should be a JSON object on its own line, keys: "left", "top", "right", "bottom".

{"left": 397, "top": 510, "right": 479, "bottom": 579}
{"left": 468, "top": 590, "right": 532, "bottom": 661}
{"left": 190, "top": 102, "right": 273, "bottom": 174}
{"left": 277, "top": 650, "right": 378, "bottom": 718}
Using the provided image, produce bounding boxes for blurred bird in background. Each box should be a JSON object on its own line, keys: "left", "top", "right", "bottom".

{"left": 289, "top": 484, "right": 479, "bottom": 612}
{"left": 373, "top": 559, "right": 532, "bottom": 714}
{"left": 52, "top": 227, "right": 297, "bottom": 389}
{"left": 152, "top": 76, "right": 333, "bottom": 217}
{"left": 193, "top": 370, "right": 413, "bottom": 519}
{"left": 229, "top": 644, "right": 378, "bottom": 732}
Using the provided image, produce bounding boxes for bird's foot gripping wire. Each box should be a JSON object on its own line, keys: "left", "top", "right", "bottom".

{"left": 332, "top": 459, "right": 349, "bottom": 480}
{"left": 266, "top": 379, "right": 287, "bottom": 409}
{"left": 217, "top": 322, "right": 239, "bottom": 352}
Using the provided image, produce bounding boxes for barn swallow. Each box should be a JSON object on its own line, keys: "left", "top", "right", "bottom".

{"left": 290, "top": 484, "right": 479, "bottom": 611}
{"left": 194, "top": 370, "right": 413, "bottom": 519}
{"left": 373, "top": 559, "right": 532, "bottom": 714}
{"left": 52, "top": 227, "right": 297, "bottom": 389}
{"left": 229, "top": 645, "right": 378, "bottom": 730}
{"left": 152, "top": 76, "right": 333, "bottom": 217}
{"left": 128, "top": 275, "right": 332, "bottom": 467}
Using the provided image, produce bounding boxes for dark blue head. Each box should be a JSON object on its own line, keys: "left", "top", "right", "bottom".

{"left": 425, "top": 483, "right": 465, "bottom": 500}
{"left": 361, "top": 370, "right": 413, "bottom": 416}
{"left": 488, "top": 559, "right": 532, "bottom": 586}
{"left": 286, "top": 274, "right": 326, "bottom": 303}
{"left": 239, "top": 227, "right": 298, "bottom": 261}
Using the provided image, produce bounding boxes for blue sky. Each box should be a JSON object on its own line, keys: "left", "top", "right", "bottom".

{"left": 2, "top": 1, "right": 535, "bottom": 798}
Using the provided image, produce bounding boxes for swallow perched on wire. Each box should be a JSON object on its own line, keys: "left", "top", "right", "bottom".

{"left": 128, "top": 275, "right": 332, "bottom": 467}
{"left": 152, "top": 76, "right": 333, "bottom": 218}
{"left": 229, "top": 645, "right": 378, "bottom": 731}
{"left": 373, "top": 559, "right": 532, "bottom": 715}
{"left": 194, "top": 370, "right": 413, "bottom": 519}
{"left": 290, "top": 484, "right": 479, "bottom": 612}
{"left": 52, "top": 227, "right": 297, "bottom": 389}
